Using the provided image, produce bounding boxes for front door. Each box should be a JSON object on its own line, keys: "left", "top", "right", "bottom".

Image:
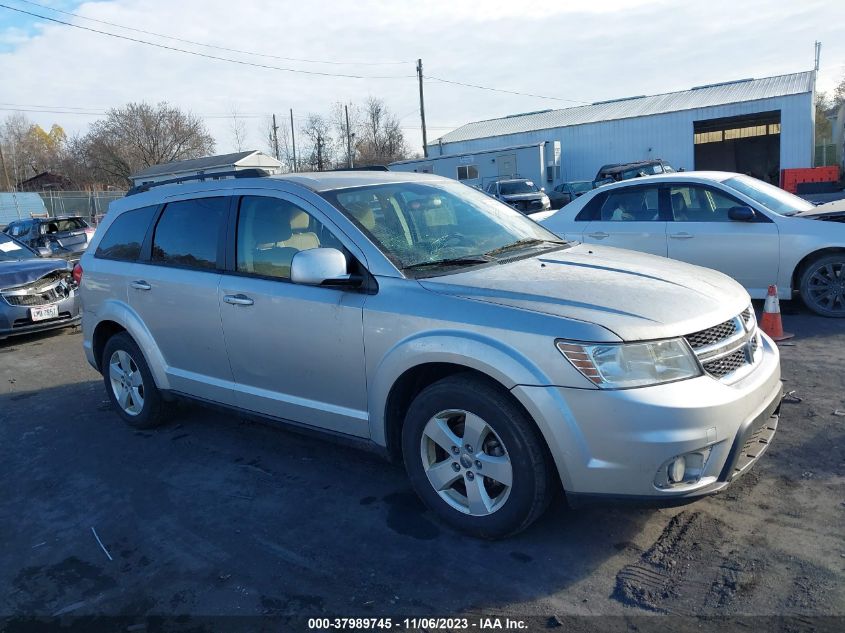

{"left": 580, "top": 184, "right": 668, "bottom": 256}
{"left": 497, "top": 154, "right": 516, "bottom": 178}
{"left": 664, "top": 183, "right": 780, "bottom": 296}
{"left": 128, "top": 195, "right": 235, "bottom": 405}
{"left": 219, "top": 194, "right": 369, "bottom": 437}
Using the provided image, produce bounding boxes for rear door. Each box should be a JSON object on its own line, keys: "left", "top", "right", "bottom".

{"left": 580, "top": 185, "right": 668, "bottom": 256}
{"left": 664, "top": 182, "right": 779, "bottom": 295}
{"left": 128, "top": 193, "right": 236, "bottom": 405}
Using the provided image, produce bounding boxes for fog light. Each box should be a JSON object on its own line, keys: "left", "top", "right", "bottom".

{"left": 668, "top": 456, "right": 686, "bottom": 483}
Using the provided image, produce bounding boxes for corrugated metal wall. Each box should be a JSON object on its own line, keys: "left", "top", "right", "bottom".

{"left": 431, "top": 94, "right": 813, "bottom": 183}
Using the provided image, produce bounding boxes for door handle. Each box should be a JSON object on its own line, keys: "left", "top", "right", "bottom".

{"left": 130, "top": 280, "right": 151, "bottom": 291}
{"left": 223, "top": 294, "right": 254, "bottom": 306}
{"left": 669, "top": 232, "right": 694, "bottom": 240}
{"left": 587, "top": 231, "right": 609, "bottom": 239}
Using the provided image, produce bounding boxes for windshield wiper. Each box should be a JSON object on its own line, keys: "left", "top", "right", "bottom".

{"left": 485, "top": 238, "right": 566, "bottom": 257}
{"left": 403, "top": 255, "right": 493, "bottom": 271}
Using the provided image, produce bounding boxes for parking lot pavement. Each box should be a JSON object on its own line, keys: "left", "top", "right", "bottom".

{"left": 1, "top": 305, "right": 843, "bottom": 626}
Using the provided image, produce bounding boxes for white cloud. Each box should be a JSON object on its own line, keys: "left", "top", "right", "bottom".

{"left": 1, "top": 0, "right": 843, "bottom": 156}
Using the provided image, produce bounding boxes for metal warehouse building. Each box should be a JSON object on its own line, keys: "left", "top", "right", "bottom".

{"left": 393, "top": 71, "right": 815, "bottom": 189}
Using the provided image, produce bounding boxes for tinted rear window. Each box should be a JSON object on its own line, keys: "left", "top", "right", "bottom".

{"left": 47, "top": 218, "right": 88, "bottom": 233}
{"left": 151, "top": 198, "right": 227, "bottom": 269}
{"left": 95, "top": 205, "right": 157, "bottom": 261}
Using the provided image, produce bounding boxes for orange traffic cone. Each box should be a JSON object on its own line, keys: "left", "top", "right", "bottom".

{"left": 759, "top": 284, "right": 793, "bottom": 342}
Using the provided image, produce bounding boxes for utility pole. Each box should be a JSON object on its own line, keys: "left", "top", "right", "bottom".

{"left": 345, "top": 104, "right": 354, "bottom": 168}
{"left": 290, "top": 109, "right": 298, "bottom": 173}
{"left": 417, "top": 58, "right": 428, "bottom": 157}
{"left": 316, "top": 133, "right": 324, "bottom": 171}
{"left": 271, "top": 114, "right": 280, "bottom": 161}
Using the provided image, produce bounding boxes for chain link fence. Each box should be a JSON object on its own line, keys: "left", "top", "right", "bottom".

{"left": 33, "top": 190, "right": 127, "bottom": 226}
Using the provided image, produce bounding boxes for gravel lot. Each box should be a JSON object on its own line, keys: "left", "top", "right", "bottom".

{"left": 1, "top": 302, "right": 843, "bottom": 631}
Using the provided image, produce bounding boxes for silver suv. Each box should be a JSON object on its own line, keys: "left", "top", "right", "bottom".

{"left": 79, "top": 170, "right": 782, "bottom": 538}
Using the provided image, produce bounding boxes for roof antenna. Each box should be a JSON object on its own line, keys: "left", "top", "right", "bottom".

{"left": 814, "top": 41, "right": 821, "bottom": 72}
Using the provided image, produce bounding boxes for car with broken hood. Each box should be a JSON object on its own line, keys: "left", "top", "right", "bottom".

{"left": 80, "top": 170, "right": 781, "bottom": 538}
{"left": 0, "top": 232, "right": 80, "bottom": 340}
{"left": 485, "top": 178, "right": 551, "bottom": 215}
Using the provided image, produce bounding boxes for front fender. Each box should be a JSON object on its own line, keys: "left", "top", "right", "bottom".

{"left": 367, "top": 329, "right": 553, "bottom": 446}
{"left": 85, "top": 299, "right": 171, "bottom": 390}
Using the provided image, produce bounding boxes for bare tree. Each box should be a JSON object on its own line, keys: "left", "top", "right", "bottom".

{"left": 81, "top": 102, "right": 215, "bottom": 185}
{"left": 356, "top": 97, "right": 410, "bottom": 166}
{"left": 300, "top": 114, "right": 335, "bottom": 171}
{"left": 228, "top": 105, "right": 248, "bottom": 152}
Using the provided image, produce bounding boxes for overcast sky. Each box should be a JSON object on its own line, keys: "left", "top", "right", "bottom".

{"left": 2, "top": 0, "right": 844, "bottom": 157}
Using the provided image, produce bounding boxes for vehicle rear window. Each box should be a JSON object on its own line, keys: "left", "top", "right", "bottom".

{"left": 95, "top": 205, "right": 158, "bottom": 261}
{"left": 46, "top": 218, "right": 88, "bottom": 233}
{"left": 152, "top": 198, "right": 227, "bottom": 269}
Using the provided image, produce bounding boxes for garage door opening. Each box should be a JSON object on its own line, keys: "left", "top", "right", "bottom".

{"left": 693, "top": 111, "right": 781, "bottom": 183}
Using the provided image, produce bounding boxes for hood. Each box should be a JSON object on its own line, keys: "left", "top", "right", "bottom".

{"left": 502, "top": 192, "right": 545, "bottom": 201}
{"left": 0, "top": 258, "right": 71, "bottom": 290}
{"left": 793, "top": 199, "right": 845, "bottom": 222}
{"left": 418, "top": 244, "right": 749, "bottom": 341}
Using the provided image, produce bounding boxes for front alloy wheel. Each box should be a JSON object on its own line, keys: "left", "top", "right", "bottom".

{"left": 402, "top": 374, "right": 554, "bottom": 538}
{"left": 420, "top": 410, "right": 513, "bottom": 516}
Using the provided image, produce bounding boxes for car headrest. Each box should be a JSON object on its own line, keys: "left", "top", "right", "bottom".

{"left": 345, "top": 202, "right": 375, "bottom": 230}
{"left": 290, "top": 210, "right": 310, "bottom": 230}
{"left": 245, "top": 200, "right": 293, "bottom": 244}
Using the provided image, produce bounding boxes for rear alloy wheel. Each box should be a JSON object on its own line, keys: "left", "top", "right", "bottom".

{"left": 102, "top": 332, "right": 168, "bottom": 428}
{"left": 402, "top": 374, "right": 554, "bottom": 538}
{"left": 799, "top": 254, "right": 845, "bottom": 317}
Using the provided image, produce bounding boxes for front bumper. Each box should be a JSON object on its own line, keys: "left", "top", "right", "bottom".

{"left": 0, "top": 293, "right": 80, "bottom": 340}
{"left": 511, "top": 332, "right": 782, "bottom": 500}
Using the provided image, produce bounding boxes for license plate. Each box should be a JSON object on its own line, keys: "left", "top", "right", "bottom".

{"left": 30, "top": 304, "right": 59, "bottom": 322}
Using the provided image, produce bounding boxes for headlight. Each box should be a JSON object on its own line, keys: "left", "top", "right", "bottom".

{"left": 556, "top": 338, "right": 702, "bottom": 389}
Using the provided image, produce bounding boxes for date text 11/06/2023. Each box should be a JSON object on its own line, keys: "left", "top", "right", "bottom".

{"left": 307, "top": 617, "right": 528, "bottom": 630}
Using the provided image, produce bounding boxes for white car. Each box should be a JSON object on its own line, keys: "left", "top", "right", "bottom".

{"left": 538, "top": 171, "right": 845, "bottom": 317}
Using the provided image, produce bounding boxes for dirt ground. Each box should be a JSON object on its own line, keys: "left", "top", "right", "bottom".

{"left": 0, "top": 301, "right": 843, "bottom": 632}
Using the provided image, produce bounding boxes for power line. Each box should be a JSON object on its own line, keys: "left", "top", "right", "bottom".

{"left": 427, "top": 75, "right": 590, "bottom": 104}
{"left": 0, "top": 106, "right": 461, "bottom": 128}
{"left": 14, "top": 0, "right": 414, "bottom": 67}
{"left": 0, "top": 4, "right": 414, "bottom": 80}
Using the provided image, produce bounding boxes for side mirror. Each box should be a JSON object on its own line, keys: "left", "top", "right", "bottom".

{"left": 291, "top": 248, "right": 355, "bottom": 286}
{"left": 728, "top": 206, "right": 756, "bottom": 222}
{"left": 36, "top": 246, "right": 52, "bottom": 257}
{"left": 540, "top": 187, "right": 546, "bottom": 192}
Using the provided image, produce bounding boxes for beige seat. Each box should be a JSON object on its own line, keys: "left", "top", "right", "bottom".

{"left": 279, "top": 210, "right": 320, "bottom": 251}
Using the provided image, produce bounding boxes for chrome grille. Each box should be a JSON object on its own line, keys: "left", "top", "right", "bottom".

{"left": 702, "top": 349, "right": 746, "bottom": 378}
{"left": 685, "top": 307, "right": 759, "bottom": 381}
{"left": 685, "top": 318, "right": 738, "bottom": 349}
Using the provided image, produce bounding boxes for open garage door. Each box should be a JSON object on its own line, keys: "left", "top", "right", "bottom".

{"left": 693, "top": 111, "right": 781, "bottom": 183}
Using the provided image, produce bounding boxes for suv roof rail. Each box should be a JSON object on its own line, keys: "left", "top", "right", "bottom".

{"left": 126, "top": 168, "right": 271, "bottom": 197}
{"left": 329, "top": 165, "right": 390, "bottom": 172}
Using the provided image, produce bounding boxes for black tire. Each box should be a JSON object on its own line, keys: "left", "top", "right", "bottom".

{"left": 401, "top": 373, "right": 554, "bottom": 539}
{"left": 101, "top": 332, "right": 168, "bottom": 429}
{"left": 798, "top": 253, "right": 845, "bottom": 317}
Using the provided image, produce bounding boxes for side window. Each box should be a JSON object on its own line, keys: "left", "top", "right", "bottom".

{"left": 669, "top": 185, "right": 740, "bottom": 222}
{"left": 95, "top": 205, "right": 157, "bottom": 261}
{"left": 236, "top": 196, "right": 341, "bottom": 280}
{"left": 151, "top": 197, "right": 227, "bottom": 269}
{"left": 456, "top": 165, "right": 479, "bottom": 181}
{"left": 599, "top": 187, "right": 660, "bottom": 222}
